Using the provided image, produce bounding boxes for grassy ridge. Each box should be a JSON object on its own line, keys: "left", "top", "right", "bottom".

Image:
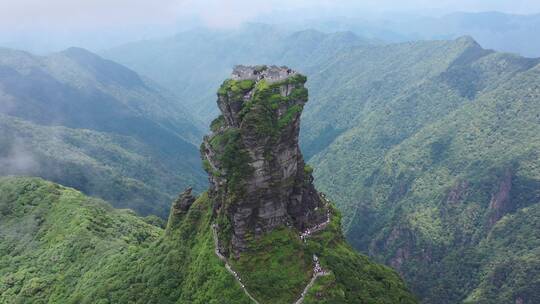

{"left": 0, "top": 177, "right": 416, "bottom": 303}
{"left": 0, "top": 177, "right": 161, "bottom": 303}
{"left": 0, "top": 177, "right": 250, "bottom": 304}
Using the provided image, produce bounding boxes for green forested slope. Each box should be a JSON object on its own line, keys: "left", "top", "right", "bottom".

{"left": 0, "top": 47, "right": 206, "bottom": 215}
{"left": 0, "top": 177, "right": 162, "bottom": 303}
{"left": 0, "top": 177, "right": 416, "bottom": 303}
{"left": 301, "top": 36, "right": 537, "bottom": 158}
{"left": 0, "top": 177, "right": 251, "bottom": 303}
{"left": 307, "top": 37, "right": 538, "bottom": 217}
{"left": 306, "top": 38, "right": 540, "bottom": 303}
{"left": 0, "top": 115, "right": 204, "bottom": 216}
{"left": 465, "top": 203, "right": 540, "bottom": 303}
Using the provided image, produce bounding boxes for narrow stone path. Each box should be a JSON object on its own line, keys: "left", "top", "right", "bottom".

{"left": 300, "top": 204, "right": 331, "bottom": 242}
{"left": 293, "top": 255, "right": 330, "bottom": 304}
{"left": 211, "top": 197, "right": 332, "bottom": 304}
{"left": 294, "top": 197, "right": 332, "bottom": 303}
{"left": 212, "top": 224, "right": 261, "bottom": 304}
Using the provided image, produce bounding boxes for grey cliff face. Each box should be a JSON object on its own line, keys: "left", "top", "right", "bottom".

{"left": 201, "top": 65, "right": 327, "bottom": 256}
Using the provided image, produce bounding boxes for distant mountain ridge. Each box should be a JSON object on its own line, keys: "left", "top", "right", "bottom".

{"left": 260, "top": 12, "right": 540, "bottom": 58}
{"left": 0, "top": 47, "right": 203, "bottom": 144}
{"left": 102, "top": 24, "right": 372, "bottom": 123}
{"left": 0, "top": 47, "right": 206, "bottom": 216}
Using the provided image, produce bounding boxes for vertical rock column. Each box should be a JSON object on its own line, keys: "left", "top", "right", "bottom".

{"left": 201, "top": 65, "right": 327, "bottom": 257}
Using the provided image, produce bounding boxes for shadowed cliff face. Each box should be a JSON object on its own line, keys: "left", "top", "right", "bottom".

{"left": 201, "top": 65, "right": 327, "bottom": 256}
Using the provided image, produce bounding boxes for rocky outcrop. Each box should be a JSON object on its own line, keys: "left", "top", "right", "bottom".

{"left": 172, "top": 187, "right": 196, "bottom": 214}
{"left": 487, "top": 169, "right": 513, "bottom": 227}
{"left": 166, "top": 187, "right": 197, "bottom": 231}
{"left": 201, "top": 65, "right": 327, "bottom": 256}
{"left": 446, "top": 180, "right": 469, "bottom": 205}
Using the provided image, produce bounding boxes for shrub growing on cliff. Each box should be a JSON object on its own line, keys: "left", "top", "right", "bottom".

{"left": 210, "top": 129, "right": 252, "bottom": 196}
{"left": 210, "top": 115, "right": 225, "bottom": 132}
{"left": 278, "top": 104, "right": 304, "bottom": 128}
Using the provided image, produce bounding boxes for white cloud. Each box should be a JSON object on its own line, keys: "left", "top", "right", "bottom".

{"left": 0, "top": 138, "right": 40, "bottom": 174}
{"left": 1, "top": 0, "right": 539, "bottom": 30}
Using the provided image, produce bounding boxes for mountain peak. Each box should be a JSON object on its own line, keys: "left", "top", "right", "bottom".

{"left": 455, "top": 35, "right": 480, "bottom": 47}
{"left": 60, "top": 46, "right": 102, "bottom": 60}
{"left": 57, "top": 46, "right": 145, "bottom": 88}
{"left": 201, "top": 67, "right": 326, "bottom": 256}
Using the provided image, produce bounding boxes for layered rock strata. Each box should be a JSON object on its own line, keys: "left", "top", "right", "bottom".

{"left": 201, "top": 65, "right": 327, "bottom": 256}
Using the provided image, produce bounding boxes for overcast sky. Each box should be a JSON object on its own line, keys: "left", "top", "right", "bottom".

{"left": 2, "top": 0, "right": 540, "bottom": 30}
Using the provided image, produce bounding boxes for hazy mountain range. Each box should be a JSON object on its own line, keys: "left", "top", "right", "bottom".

{"left": 268, "top": 11, "right": 540, "bottom": 57}
{"left": 1, "top": 19, "right": 539, "bottom": 304}
{"left": 0, "top": 47, "right": 206, "bottom": 216}
{"left": 2, "top": 11, "right": 540, "bottom": 58}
